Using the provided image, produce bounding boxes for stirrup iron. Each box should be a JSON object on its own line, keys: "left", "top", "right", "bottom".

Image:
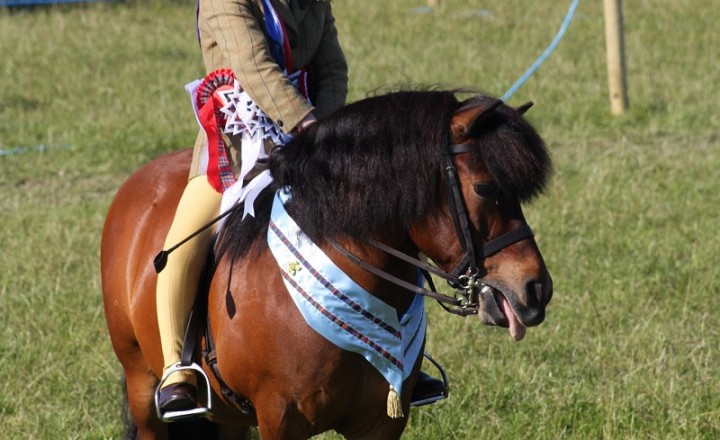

{"left": 154, "top": 362, "right": 213, "bottom": 422}
{"left": 410, "top": 352, "right": 449, "bottom": 408}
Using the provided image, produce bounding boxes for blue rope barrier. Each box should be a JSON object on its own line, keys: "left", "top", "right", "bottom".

{"left": 501, "top": 0, "right": 581, "bottom": 101}
{"left": 0, "top": 144, "right": 71, "bottom": 157}
{"left": 1, "top": 0, "right": 115, "bottom": 6}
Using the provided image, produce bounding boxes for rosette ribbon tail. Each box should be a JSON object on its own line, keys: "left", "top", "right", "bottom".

{"left": 196, "top": 98, "right": 226, "bottom": 193}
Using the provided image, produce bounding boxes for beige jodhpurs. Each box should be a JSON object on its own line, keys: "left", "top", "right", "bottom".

{"left": 156, "top": 176, "right": 222, "bottom": 386}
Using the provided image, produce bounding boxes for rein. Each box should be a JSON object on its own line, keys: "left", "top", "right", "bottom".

{"left": 330, "top": 142, "right": 535, "bottom": 316}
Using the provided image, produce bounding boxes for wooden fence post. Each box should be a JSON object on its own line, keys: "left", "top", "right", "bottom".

{"left": 603, "top": 0, "right": 629, "bottom": 115}
{"left": 428, "top": 0, "right": 441, "bottom": 7}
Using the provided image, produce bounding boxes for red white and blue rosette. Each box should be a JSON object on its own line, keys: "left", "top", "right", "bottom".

{"left": 187, "top": 68, "right": 237, "bottom": 193}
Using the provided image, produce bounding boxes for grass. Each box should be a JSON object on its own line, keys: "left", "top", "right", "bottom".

{"left": 1, "top": 0, "right": 718, "bottom": 438}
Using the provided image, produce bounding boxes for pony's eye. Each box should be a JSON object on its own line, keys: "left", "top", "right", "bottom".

{"left": 473, "top": 183, "right": 500, "bottom": 201}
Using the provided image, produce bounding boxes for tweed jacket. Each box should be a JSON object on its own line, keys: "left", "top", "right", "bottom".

{"left": 190, "top": 0, "right": 348, "bottom": 179}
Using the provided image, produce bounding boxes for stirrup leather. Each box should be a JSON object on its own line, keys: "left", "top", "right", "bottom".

{"left": 154, "top": 362, "right": 213, "bottom": 422}
{"left": 410, "top": 352, "right": 449, "bottom": 408}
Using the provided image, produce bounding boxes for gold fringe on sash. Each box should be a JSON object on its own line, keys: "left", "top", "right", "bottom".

{"left": 386, "top": 385, "right": 404, "bottom": 419}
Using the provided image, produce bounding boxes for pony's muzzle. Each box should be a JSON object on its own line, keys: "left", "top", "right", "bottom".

{"left": 475, "top": 277, "right": 551, "bottom": 337}
{"left": 476, "top": 284, "right": 506, "bottom": 326}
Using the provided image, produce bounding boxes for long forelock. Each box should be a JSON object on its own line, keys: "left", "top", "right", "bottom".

{"left": 470, "top": 104, "right": 552, "bottom": 202}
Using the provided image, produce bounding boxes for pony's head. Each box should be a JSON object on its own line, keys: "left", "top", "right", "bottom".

{"left": 270, "top": 90, "right": 553, "bottom": 339}
{"left": 410, "top": 95, "right": 553, "bottom": 339}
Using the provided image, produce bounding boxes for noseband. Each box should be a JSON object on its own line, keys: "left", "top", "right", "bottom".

{"left": 329, "top": 142, "right": 535, "bottom": 316}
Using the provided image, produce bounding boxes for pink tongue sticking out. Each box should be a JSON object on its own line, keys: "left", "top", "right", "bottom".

{"left": 498, "top": 295, "right": 526, "bottom": 341}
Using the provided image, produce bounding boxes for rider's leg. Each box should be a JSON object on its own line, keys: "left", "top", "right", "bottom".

{"left": 156, "top": 176, "right": 222, "bottom": 397}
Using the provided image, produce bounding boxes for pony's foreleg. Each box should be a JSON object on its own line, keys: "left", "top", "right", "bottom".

{"left": 341, "top": 421, "right": 407, "bottom": 440}
{"left": 254, "top": 397, "right": 315, "bottom": 440}
{"left": 123, "top": 362, "right": 167, "bottom": 440}
{"left": 334, "top": 404, "right": 409, "bottom": 440}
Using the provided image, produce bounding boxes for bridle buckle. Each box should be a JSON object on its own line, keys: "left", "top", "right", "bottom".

{"left": 454, "top": 269, "right": 480, "bottom": 309}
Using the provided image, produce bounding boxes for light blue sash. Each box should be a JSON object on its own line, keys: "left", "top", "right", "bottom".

{"left": 267, "top": 189, "right": 426, "bottom": 399}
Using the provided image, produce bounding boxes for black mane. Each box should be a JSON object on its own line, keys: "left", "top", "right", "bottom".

{"left": 271, "top": 90, "right": 460, "bottom": 240}
{"left": 217, "top": 90, "right": 551, "bottom": 262}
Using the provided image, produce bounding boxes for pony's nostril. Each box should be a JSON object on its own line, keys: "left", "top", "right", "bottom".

{"left": 534, "top": 282, "right": 543, "bottom": 304}
{"left": 534, "top": 281, "right": 553, "bottom": 305}
{"left": 522, "top": 281, "right": 544, "bottom": 306}
{"left": 523, "top": 281, "right": 551, "bottom": 308}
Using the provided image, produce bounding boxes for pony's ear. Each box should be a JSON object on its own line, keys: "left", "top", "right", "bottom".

{"left": 516, "top": 101, "right": 534, "bottom": 115}
{"left": 450, "top": 98, "right": 502, "bottom": 142}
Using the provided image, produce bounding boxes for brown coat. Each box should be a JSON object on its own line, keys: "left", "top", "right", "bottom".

{"left": 191, "top": 0, "right": 348, "bottom": 178}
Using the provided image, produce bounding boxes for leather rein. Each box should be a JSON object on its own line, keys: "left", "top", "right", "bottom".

{"left": 329, "top": 142, "right": 535, "bottom": 317}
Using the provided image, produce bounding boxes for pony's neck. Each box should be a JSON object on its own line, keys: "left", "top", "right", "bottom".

{"left": 408, "top": 212, "right": 464, "bottom": 275}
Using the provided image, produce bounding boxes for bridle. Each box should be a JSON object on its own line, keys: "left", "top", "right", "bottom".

{"left": 329, "top": 141, "right": 535, "bottom": 316}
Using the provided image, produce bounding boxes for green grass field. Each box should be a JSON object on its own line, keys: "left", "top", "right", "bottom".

{"left": 1, "top": 0, "right": 718, "bottom": 438}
